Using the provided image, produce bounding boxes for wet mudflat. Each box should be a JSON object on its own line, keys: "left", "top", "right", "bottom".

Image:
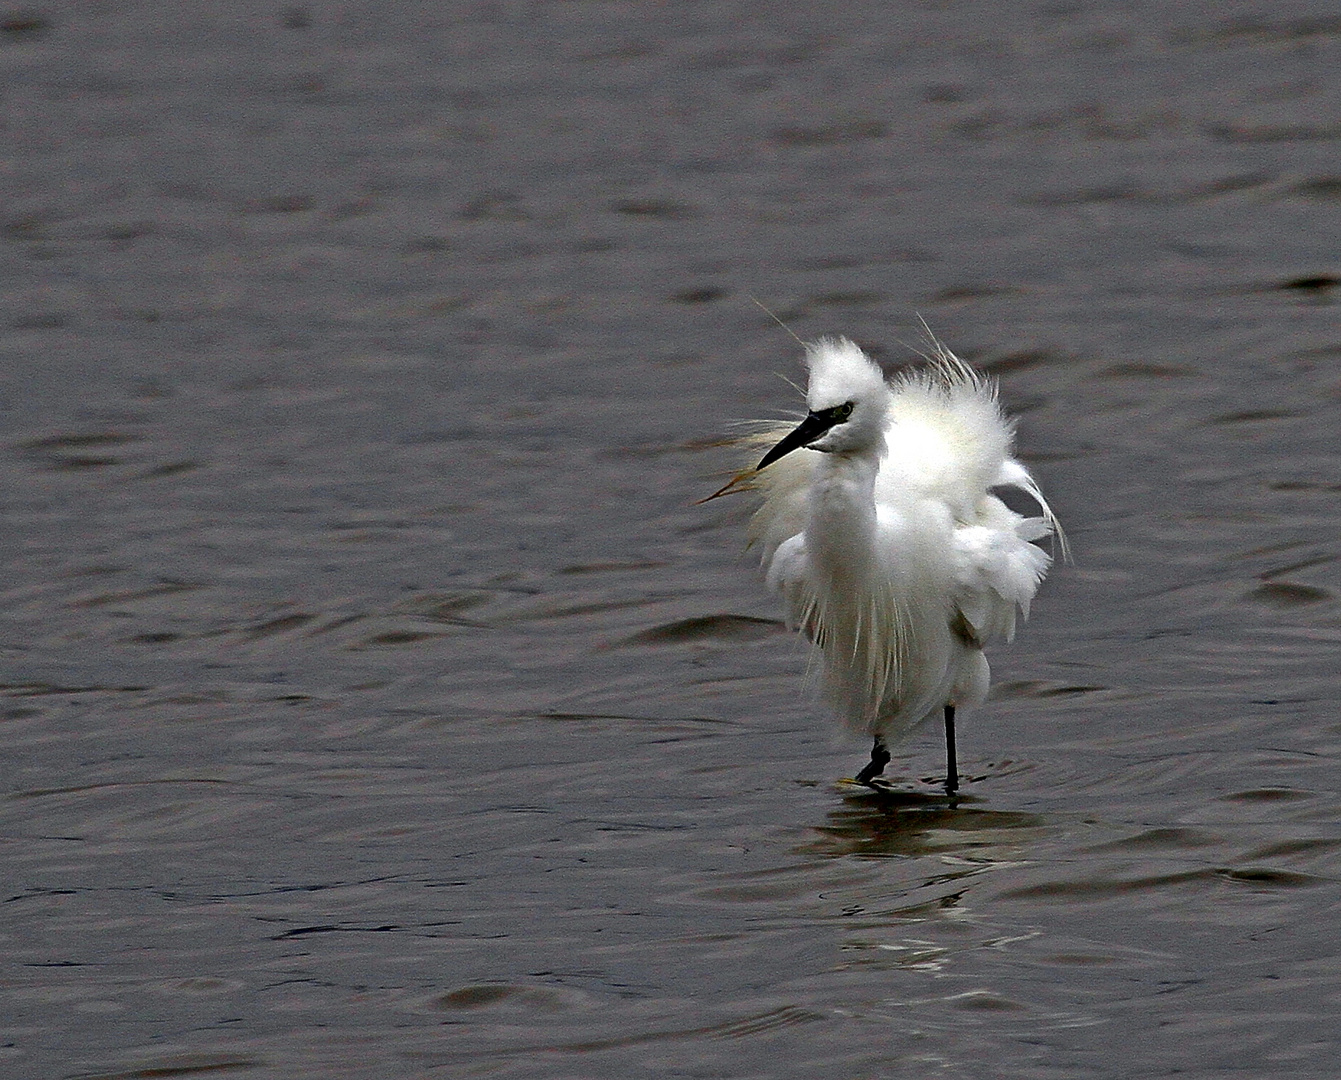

{"left": 2, "top": 2, "right": 1340, "bottom": 1077}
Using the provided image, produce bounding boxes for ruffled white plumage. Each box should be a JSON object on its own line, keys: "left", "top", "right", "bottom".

{"left": 736, "top": 335, "right": 1060, "bottom": 746}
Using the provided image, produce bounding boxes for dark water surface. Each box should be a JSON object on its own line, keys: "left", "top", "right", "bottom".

{"left": 3, "top": 3, "right": 1340, "bottom": 1077}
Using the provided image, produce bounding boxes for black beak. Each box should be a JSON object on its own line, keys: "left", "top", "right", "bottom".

{"left": 756, "top": 411, "right": 841, "bottom": 471}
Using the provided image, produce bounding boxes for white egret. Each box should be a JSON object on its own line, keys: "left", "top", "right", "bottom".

{"left": 707, "top": 333, "right": 1062, "bottom": 794}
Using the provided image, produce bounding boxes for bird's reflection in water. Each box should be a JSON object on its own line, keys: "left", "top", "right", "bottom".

{"left": 799, "top": 780, "right": 1045, "bottom": 861}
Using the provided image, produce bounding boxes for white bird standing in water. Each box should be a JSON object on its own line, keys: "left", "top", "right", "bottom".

{"left": 707, "top": 334, "right": 1062, "bottom": 794}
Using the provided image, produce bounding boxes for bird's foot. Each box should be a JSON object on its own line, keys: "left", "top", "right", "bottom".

{"left": 855, "top": 738, "right": 891, "bottom": 787}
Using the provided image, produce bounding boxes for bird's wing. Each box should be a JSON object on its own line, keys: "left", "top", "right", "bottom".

{"left": 871, "top": 347, "right": 1063, "bottom": 644}
{"left": 950, "top": 493, "right": 1053, "bottom": 643}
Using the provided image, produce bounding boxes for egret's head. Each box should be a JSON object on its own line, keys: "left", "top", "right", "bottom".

{"left": 757, "top": 338, "right": 890, "bottom": 470}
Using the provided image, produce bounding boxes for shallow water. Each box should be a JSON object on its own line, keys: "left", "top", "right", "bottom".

{"left": 3, "top": 3, "right": 1340, "bottom": 1077}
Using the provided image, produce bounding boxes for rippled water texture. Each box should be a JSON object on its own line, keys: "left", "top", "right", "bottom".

{"left": 3, "top": 3, "right": 1340, "bottom": 1077}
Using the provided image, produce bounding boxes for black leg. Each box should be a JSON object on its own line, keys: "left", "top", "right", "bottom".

{"left": 944, "top": 705, "right": 959, "bottom": 795}
{"left": 855, "top": 736, "right": 890, "bottom": 787}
